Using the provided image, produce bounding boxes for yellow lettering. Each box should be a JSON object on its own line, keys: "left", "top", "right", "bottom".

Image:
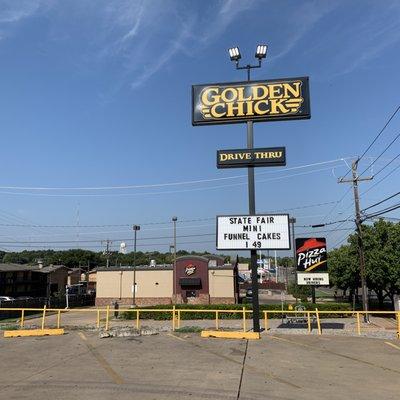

{"left": 210, "top": 103, "right": 226, "bottom": 118}
{"left": 283, "top": 82, "right": 301, "bottom": 98}
{"left": 236, "top": 87, "right": 252, "bottom": 102}
{"left": 226, "top": 101, "right": 244, "bottom": 117}
{"left": 254, "top": 100, "right": 269, "bottom": 115}
{"left": 268, "top": 84, "right": 283, "bottom": 99}
{"left": 220, "top": 88, "right": 237, "bottom": 103}
{"left": 270, "top": 99, "right": 289, "bottom": 114}
{"left": 228, "top": 154, "right": 235, "bottom": 160}
{"left": 220, "top": 154, "right": 228, "bottom": 161}
{"left": 201, "top": 87, "right": 220, "bottom": 106}
{"left": 245, "top": 100, "right": 254, "bottom": 116}
{"left": 251, "top": 85, "right": 268, "bottom": 101}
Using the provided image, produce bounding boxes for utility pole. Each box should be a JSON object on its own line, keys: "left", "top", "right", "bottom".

{"left": 339, "top": 159, "right": 372, "bottom": 322}
{"left": 102, "top": 240, "right": 112, "bottom": 268}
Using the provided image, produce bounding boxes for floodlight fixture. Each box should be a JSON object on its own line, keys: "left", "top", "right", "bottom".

{"left": 228, "top": 47, "right": 241, "bottom": 62}
{"left": 255, "top": 44, "right": 267, "bottom": 59}
{"left": 132, "top": 224, "right": 141, "bottom": 231}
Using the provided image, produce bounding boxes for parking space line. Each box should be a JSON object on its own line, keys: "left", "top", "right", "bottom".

{"left": 167, "top": 333, "right": 187, "bottom": 342}
{"left": 270, "top": 335, "right": 400, "bottom": 375}
{"left": 77, "top": 332, "right": 125, "bottom": 385}
{"left": 385, "top": 341, "right": 400, "bottom": 350}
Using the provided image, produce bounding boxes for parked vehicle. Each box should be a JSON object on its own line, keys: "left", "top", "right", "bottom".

{"left": 0, "top": 296, "right": 15, "bottom": 302}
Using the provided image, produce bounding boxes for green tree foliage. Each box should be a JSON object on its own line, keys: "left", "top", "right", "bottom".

{"left": 328, "top": 219, "right": 400, "bottom": 306}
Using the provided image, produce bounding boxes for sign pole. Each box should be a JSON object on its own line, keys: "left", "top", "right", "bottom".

{"left": 247, "top": 120, "right": 260, "bottom": 333}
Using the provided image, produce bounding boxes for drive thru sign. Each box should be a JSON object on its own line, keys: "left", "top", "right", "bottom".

{"left": 216, "top": 214, "right": 290, "bottom": 250}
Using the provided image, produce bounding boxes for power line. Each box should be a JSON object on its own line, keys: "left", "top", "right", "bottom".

{"left": 362, "top": 191, "right": 400, "bottom": 213}
{"left": 0, "top": 165, "right": 343, "bottom": 197}
{"left": 0, "top": 232, "right": 216, "bottom": 245}
{"left": 360, "top": 162, "right": 400, "bottom": 197}
{"left": 362, "top": 202, "right": 400, "bottom": 220}
{"left": 341, "top": 104, "right": 400, "bottom": 180}
{"left": 0, "top": 158, "right": 350, "bottom": 191}
{"left": 358, "top": 131, "right": 400, "bottom": 177}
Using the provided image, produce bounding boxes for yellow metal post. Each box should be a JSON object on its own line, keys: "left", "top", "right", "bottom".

{"left": 356, "top": 312, "right": 361, "bottom": 335}
{"left": 105, "top": 305, "right": 110, "bottom": 331}
{"left": 20, "top": 309, "right": 25, "bottom": 328}
{"left": 96, "top": 309, "right": 100, "bottom": 328}
{"left": 243, "top": 306, "right": 246, "bottom": 332}
{"left": 178, "top": 310, "right": 181, "bottom": 329}
{"left": 57, "top": 310, "right": 61, "bottom": 329}
{"left": 215, "top": 311, "right": 219, "bottom": 330}
{"left": 397, "top": 312, "right": 400, "bottom": 339}
{"left": 307, "top": 311, "right": 311, "bottom": 333}
{"left": 136, "top": 310, "right": 140, "bottom": 330}
{"left": 172, "top": 306, "right": 176, "bottom": 331}
{"left": 41, "top": 305, "right": 46, "bottom": 330}
{"left": 315, "top": 308, "right": 321, "bottom": 335}
{"left": 264, "top": 311, "right": 268, "bottom": 331}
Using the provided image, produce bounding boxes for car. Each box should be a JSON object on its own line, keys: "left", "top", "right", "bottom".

{"left": 0, "top": 296, "right": 15, "bottom": 302}
{"left": 16, "top": 296, "right": 34, "bottom": 301}
{"left": 245, "top": 288, "right": 253, "bottom": 299}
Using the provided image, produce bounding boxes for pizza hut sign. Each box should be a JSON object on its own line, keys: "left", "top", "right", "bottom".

{"left": 185, "top": 265, "right": 196, "bottom": 276}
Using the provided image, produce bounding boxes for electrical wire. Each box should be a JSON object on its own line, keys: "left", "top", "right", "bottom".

{"left": 0, "top": 158, "right": 350, "bottom": 191}
{"left": 340, "top": 105, "right": 400, "bottom": 180}
{"left": 362, "top": 191, "right": 400, "bottom": 213}
{"left": 0, "top": 165, "right": 341, "bottom": 197}
{"left": 358, "top": 131, "right": 400, "bottom": 177}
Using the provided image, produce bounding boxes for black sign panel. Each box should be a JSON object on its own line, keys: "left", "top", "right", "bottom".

{"left": 296, "top": 238, "right": 327, "bottom": 272}
{"left": 192, "top": 77, "right": 310, "bottom": 126}
{"left": 217, "top": 147, "right": 286, "bottom": 169}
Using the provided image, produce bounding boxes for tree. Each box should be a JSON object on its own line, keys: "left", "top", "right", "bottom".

{"left": 328, "top": 219, "right": 400, "bottom": 307}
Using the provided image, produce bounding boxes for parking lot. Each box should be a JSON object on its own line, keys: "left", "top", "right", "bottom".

{"left": 0, "top": 331, "right": 399, "bottom": 400}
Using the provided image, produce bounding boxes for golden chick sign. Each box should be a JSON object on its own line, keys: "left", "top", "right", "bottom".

{"left": 192, "top": 77, "right": 310, "bottom": 125}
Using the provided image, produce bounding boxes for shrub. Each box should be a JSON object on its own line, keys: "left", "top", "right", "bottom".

{"left": 120, "top": 302, "right": 352, "bottom": 320}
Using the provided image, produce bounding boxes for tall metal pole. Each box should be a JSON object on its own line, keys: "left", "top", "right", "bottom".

{"left": 132, "top": 225, "right": 140, "bottom": 306}
{"left": 172, "top": 216, "right": 178, "bottom": 300}
{"left": 339, "top": 160, "right": 372, "bottom": 322}
{"left": 290, "top": 217, "right": 296, "bottom": 275}
{"left": 246, "top": 63, "right": 260, "bottom": 332}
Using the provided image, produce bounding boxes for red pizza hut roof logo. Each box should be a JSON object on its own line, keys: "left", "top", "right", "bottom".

{"left": 185, "top": 265, "right": 196, "bottom": 276}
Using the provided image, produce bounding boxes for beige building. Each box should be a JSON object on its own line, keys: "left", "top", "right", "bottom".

{"left": 95, "top": 255, "right": 238, "bottom": 306}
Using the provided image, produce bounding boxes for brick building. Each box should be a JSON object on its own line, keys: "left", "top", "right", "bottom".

{"left": 95, "top": 255, "right": 239, "bottom": 306}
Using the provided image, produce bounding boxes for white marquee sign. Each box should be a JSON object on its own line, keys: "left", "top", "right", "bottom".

{"left": 216, "top": 214, "right": 290, "bottom": 250}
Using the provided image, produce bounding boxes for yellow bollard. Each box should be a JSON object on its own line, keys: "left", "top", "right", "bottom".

{"left": 105, "top": 305, "right": 110, "bottom": 331}
{"left": 243, "top": 307, "right": 246, "bottom": 332}
{"left": 136, "top": 310, "right": 140, "bottom": 330}
{"left": 178, "top": 310, "right": 181, "bottom": 329}
{"left": 307, "top": 311, "right": 311, "bottom": 333}
{"left": 215, "top": 311, "right": 219, "bottom": 330}
{"left": 41, "top": 305, "right": 47, "bottom": 330}
{"left": 96, "top": 309, "right": 100, "bottom": 328}
{"left": 356, "top": 312, "right": 361, "bottom": 335}
{"left": 20, "top": 309, "right": 25, "bottom": 328}
{"left": 264, "top": 311, "right": 268, "bottom": 331}
{"left": 172, "top": 306, "right": 176, "bottom": 331}
{"left": 57, "top": 310, "right": 61, "bottom": 329}
{"left": 315, "top": 308, "right": 321, "bottom": 335}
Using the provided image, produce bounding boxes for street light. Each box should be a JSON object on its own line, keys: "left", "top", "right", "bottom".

{"left": 227, "top": 44, "right": 268, "bottom": 334}
{"left": 255, "top": 44, "right": 268, "bottom": 59}
{"left": 228, "top": 43, "right": 268, "bottom": 81}
{"left": 228, "top": 47, "right": 241, "bottom": 61}
{"left": 132, "top": 225, "right": 140, "bottom": 307}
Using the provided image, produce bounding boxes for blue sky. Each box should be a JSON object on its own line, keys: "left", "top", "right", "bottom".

{"left": 0, "top": 0, "right": 400, "bottom": 255}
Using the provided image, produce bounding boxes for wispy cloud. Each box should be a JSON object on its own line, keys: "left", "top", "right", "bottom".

{"left": 0, "top": 0, "right": 46, "bottom": 23}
